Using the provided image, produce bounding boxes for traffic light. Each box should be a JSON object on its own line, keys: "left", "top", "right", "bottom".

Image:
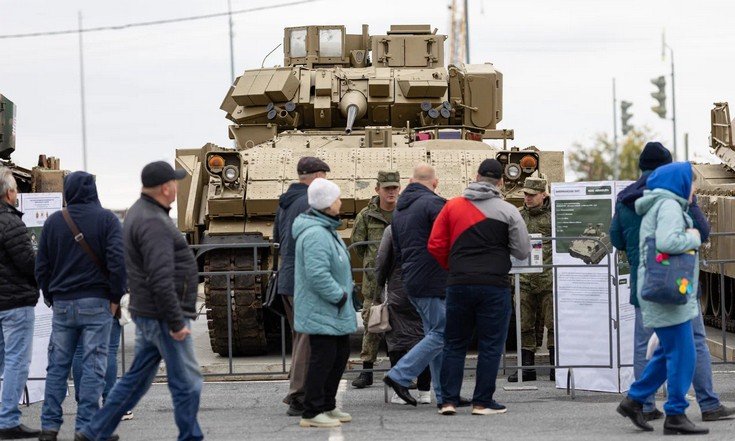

{"left": 651, "top": 75, "right": 667, "bottom": 119}
{"left": 621, "top": 100, "right": 633, "bottom": 135}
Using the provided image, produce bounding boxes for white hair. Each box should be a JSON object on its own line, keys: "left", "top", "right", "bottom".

{"left": 0, "top": 167, "right": 17, "bottom": 197}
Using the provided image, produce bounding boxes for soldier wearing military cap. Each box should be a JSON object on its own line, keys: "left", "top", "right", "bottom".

{"left": 509, "top": 175, "right": 554, "bottom": 383}
{"left": 350, "top": 170, "right": 401, "bottom": 389}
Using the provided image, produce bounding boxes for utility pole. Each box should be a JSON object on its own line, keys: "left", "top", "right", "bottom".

{"left": 227, "top": 0, "right": 236, "bottom": 82}
{"left": 662, "top": 33, "right": 678, "bottom": 160}
{"left": 612, "top": 78, "right": 619, "bottom": 179}
{"left": 684, "top": 132, "right": 689, "bottom": 161}
{"left": 464, "top": 0, "right": 470, "bottom": 63}
{"left": 78, "top": 11, "right": 88, "bottom": 172}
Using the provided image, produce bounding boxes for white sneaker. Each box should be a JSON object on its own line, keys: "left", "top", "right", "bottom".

{"left": 417, "top": 391, "right": 432, "bottom": 405}
{"left": 121, "top": 410, "right": 134, "bottom": 421}
{"left": 325, "top": 408, "right": 352, "bottom": 423}
{"left": 299, "top": 413, "right": 341, "bottom": 428}
{"left": 390, "top": 392, "right": 408, "bottom": 405}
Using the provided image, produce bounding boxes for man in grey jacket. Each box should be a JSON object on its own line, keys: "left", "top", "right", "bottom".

{"left": 76, "top": 161, "right": 203, "bottom": 441}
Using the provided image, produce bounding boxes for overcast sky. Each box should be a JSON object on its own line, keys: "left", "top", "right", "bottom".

{"left": 2, "top": 0, "right": 734, "bottom": 209}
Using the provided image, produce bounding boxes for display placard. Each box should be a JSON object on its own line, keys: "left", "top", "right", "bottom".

{"left": 551, "top": 181, "right": 634, "bottom": 393}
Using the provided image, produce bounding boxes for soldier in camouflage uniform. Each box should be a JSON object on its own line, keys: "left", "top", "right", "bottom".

{"left": 350, "top": 170, "right": 400, "bottom": 389}
{"left": 509, "top": 176, "right": 554, "bottom": 382}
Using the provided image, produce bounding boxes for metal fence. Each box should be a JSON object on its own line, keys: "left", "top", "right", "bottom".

{"left": 102, "top": 233, "right": 735, "bottom": 396}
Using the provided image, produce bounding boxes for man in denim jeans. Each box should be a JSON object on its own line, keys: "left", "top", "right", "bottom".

{"left": 428, "top": 159, "right": 530, "bottom": 416}
{"left": 35, "top": 172, "right": 127, "bottom": 441}
{"left": 77, "top": 161, "right": 203, "bottom": 441}
{"left": 0, "top": 167, "right": 41, "bottom": 439}
{"left": 382, "top": 164, "right": 448, "bottom": 407}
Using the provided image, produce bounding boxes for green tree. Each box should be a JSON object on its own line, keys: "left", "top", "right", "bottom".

{"left": 567, "top": 128, "right": 659, "bottom": 181}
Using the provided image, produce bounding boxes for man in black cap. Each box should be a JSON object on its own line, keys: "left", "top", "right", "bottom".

{"left": 77, "top": 161, "right": 203, "bottom": 441}
{"left": 273, "top": 156, "right": 329, "bottom": 416}
{"left": 428, "top": 159, "right": 530, "bottom": 416}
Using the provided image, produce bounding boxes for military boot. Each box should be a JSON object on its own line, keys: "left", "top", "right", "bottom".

{"left": 351, "top": 362, "right": 374, "bottom": 388}
{"left": 508, "top": 350, "right": 537, "bottom": 382}
{"left": 548, "top": 347, "right": 555, "bottom": 381}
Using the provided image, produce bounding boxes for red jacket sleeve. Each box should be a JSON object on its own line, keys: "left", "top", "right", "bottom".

{"left": 428, "top": 204, "right": 451, "bottom": 270}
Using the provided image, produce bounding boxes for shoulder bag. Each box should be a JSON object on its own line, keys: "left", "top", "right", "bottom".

{"left": 639, "top": 235, "right": 697, "bottom": 305}
{"left": 264, "top": 243, "right": 286, "bottom": 317}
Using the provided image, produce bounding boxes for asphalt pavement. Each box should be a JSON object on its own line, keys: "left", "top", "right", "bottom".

{"left": 17, "top": 368, "right": 735, "bottom": 441}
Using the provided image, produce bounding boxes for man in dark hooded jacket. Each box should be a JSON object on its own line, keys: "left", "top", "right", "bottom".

{"left": 36, "top": 171, "right": 126, "bottom": 441}
{"left": 382, "top": 163, "right": 447, "bottom": 407}
{"left": 273, "top": 156, "right": 330, "bottom": 416}
{"left": 610, "top": 142, "right": 733, "bottom": 422}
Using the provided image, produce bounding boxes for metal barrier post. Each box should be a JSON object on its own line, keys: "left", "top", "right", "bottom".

{"left": 226, "top": 274, "right": 233, "bottom": 375}
{"left": 281, "top": 316, "right": 287, "bottom": 374}
{"left": 505, "top": 273, "right": 537, "bottom": 391}
{"left": 121, "top": 326, "right": 127, "bottom": 375}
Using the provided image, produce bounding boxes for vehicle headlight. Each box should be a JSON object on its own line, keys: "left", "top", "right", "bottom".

{"left": 223, "top": 165, "right": 239, "bottom": 183}
{"left": 505, "top": 163, "right": 521, "bottom": 180}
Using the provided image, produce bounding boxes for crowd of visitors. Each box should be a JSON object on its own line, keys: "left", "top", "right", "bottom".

{"left": 0, "top": 141, "right": 732, "bottom": 439}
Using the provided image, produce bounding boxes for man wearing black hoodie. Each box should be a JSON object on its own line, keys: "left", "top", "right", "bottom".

{"left": 36, "top": 172, "right": 126, "bottom": 441}
{"left": 610, "top": 142, "right": 734, "bottom": 422}
{"left": 273, "top": 156, "right": 330, "bottom": 416}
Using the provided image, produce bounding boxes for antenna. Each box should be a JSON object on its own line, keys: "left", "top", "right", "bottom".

{"left": 261, "top": 43, "right": 283, "bottom": 68}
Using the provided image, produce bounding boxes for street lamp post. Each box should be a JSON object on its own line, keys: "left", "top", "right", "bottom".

{"left": 663, "top": 37, "right": 677, "bottom": 160}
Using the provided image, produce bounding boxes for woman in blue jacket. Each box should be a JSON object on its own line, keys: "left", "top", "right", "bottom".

{"left": 293, "top": 178, "right": 357, "bottom": 428}
{"left": 617, "top": 162, "right": 708, "bottom": 435}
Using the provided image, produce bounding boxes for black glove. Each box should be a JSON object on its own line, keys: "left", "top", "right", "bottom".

{"left": 335, "top": 292, "right": 348, "bottom": 310}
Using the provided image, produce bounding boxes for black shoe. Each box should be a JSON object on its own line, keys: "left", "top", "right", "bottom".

{"left": 351, "top": 362, "right": 374, "bottom": 389}
{"left": 702, "top": 404, "right": 735, "bottom": 421}
{"left": 0, "top": 424, "right": 41, "bottom": 439}
{"left": 617, "top": 396, "right": 654, "bottom": 432}
{"left": 383, "top": 375, "right": 416, "bottom": 407}
{"left": 286, "top": 400, "right": 304, "bottom": 417}
{"left": 663, "top": 414, "right": 709, "bottom": 435}
{"left": 73, "top": 434, "right": 118, "bottom": 441}
{"left": 38, "top": 430, "right": 57, "bottom": 441}
{"left": 643, "top": 408, "right": 664, "bottom": 421}
{"left": 508, "top": 349, "right": 537, "bottom": 382}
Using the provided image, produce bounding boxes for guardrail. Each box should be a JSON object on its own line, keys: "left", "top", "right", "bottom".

{"left": 101, "top": 233, "right": 734, "bottom": 397}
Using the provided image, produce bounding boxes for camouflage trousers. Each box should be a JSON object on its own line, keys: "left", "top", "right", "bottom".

{"left": 520, "top": 283, "right": 554, "bottom": 352}
{"left": 359, "top": 295, "right": 382, "bottom": 363}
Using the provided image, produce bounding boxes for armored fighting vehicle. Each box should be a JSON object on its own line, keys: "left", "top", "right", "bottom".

{"left": 568, "top": 223, "right": 612, "bottom": 265}
{"left": 175, "top": 24, "right": 565, "bottom": 356}
{"left": 1, "top": 94, "right": 65, "bottom": 193}
{"left": 693, "top": 102, "right": 735, "bottom": 332}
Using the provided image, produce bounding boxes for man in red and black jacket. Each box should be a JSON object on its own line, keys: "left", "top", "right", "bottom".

{"left": 428, "top": 158, "right": 530, "bottom": 416}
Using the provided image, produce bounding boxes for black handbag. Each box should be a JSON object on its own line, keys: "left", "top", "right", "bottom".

{"left": 264, "top": 244, "right": 286, "bottom": 317}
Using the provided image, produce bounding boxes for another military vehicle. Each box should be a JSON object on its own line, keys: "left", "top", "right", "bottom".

{"left": 1, "top": 94, "right": 65, "bottom": 193}
{"left": 568, "top": 223, "right": 613, "bottom": 265}
{"left": 693, "top": 102, "right": 735, "bottom": 332}
{"left": 175, "top": 24, "right": 565, "bottom": 356}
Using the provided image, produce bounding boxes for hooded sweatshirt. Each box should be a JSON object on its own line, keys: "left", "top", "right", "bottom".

{"left": 35, "top": 171, "right": 126, "bottom": 304}
{"left": 273, "top": 182, "right": 309, "bottom": 296}
{"left": 635, "top": 162, "right": 701, "bottom": 328}
{"left": 428, "top": 181, "right": 530, "bottom": 287}
{"left": 391, "top": 182, "right": 447, "bottom": 298}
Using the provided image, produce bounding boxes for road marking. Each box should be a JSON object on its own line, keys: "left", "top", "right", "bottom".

{"left": 328, "top": 380, "right": 347, "bottom": 441}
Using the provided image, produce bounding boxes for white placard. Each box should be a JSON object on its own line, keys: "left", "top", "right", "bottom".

{"left": 510, "top": 233, "right": 544, "bottom": 274}
{"left": 21, "top": 193, "right": 62, "bottom": 403}
{"left": 551, "top": 181, "right": 635, "bottom": 393}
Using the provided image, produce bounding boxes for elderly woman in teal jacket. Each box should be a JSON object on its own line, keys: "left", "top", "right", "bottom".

{"left": 617, "top": 162, "right": 708, "bottom": 435}
{"left": 292, "top": 178, "right": 357, "bottom": 429}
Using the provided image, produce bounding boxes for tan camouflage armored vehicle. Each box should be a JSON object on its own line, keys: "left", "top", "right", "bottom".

{"left": 693, "top": 102, "right": 735, "bottom": 332}
{"left": 175, "top": 24, "right": 565, "bottom": 356}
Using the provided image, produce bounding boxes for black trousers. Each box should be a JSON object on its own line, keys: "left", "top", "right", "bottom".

{"left": 303, "top": 334, "right": 350, "bottom": 419}
{"left": 388, "top": 350, "right": 432, "bottom": 392}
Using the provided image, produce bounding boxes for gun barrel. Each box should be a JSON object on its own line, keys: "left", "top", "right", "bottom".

{"left": 339, "top": 90, "right": 367, "bottom": 135}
